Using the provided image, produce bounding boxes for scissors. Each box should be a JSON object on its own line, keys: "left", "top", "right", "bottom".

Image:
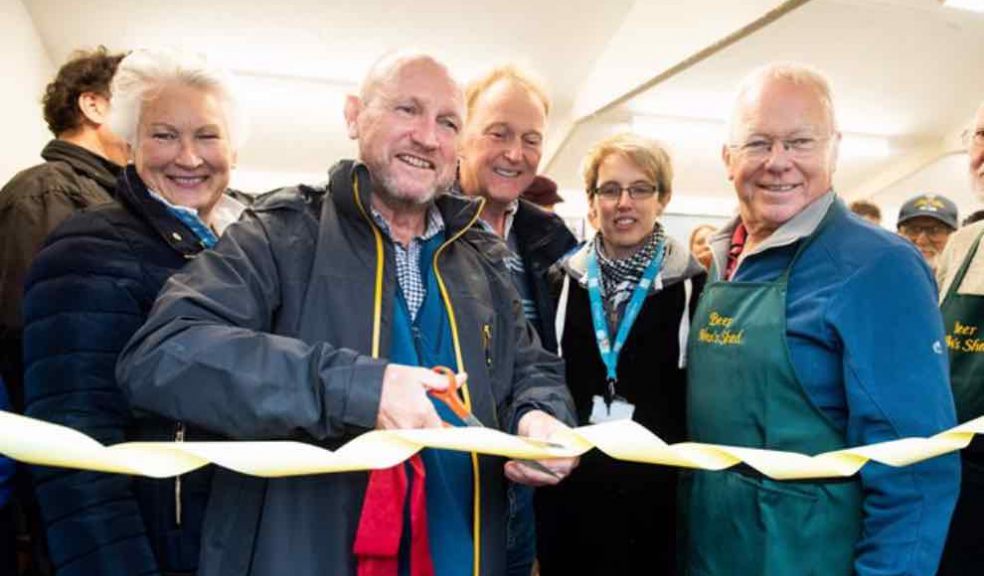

{"left": 428, "top": 366, "right": 561, "bottom": 479}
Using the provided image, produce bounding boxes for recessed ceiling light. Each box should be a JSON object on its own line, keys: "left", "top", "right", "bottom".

{"left": 941, "top": 0, "right": 984, "bottom": 14}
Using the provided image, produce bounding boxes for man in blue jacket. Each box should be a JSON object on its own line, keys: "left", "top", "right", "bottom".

{"left": 117, "top": 51, "right": 577, "bottom": 576}
{"left": 685, "top": 62, "right": 959, "bottom": 575}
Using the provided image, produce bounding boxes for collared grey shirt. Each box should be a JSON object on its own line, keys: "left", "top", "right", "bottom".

{"left": 370, "top": 206, "right": 445, "bottom": 320}
{"left": 708, "top": 190, "right": 836, "bottom": 280}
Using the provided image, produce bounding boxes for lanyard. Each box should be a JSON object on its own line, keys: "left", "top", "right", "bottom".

{"left": 586, "top": 239, "right": 665, "bottom": 407}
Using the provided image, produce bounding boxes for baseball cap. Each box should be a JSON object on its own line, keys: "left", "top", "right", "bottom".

{"left": 897, "top": 194, "right": 958, "bottom": 230}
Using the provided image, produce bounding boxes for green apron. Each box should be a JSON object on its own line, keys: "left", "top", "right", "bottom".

{"left": 685, "top": 205, "right": 861, "bottom": 575}
{"left": 937, "top": 227, "right": 984, "bottom": 574}
{"left": 940, "top": 227, "right": 984, "bottom": 423}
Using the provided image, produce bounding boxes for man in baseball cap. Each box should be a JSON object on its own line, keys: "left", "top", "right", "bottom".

{"left": 897, "top": 193, "right": 959, "bottom": 271}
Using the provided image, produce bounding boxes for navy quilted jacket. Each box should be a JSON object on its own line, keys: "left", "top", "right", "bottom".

{"left": 22, "top": 166, "right": 220, "bottom": 576}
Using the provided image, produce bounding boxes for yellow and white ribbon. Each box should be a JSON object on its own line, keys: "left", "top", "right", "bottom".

{"left": 1, "top": 410, "right": 980, "bottom": 481}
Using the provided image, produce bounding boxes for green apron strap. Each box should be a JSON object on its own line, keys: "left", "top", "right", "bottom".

{"left": 943, "top": 226, "right": 984, "bottom": 302}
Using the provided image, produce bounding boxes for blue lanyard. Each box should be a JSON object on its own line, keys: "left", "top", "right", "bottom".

{"left": 586, "top": 240, "right": 665, "bottom": 406}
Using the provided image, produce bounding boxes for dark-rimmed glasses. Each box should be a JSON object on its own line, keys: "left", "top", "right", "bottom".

{"left": 898, "top": 222, "right": 953, "bottom": 241}
{"left": 591, "top": 182, "right": 659, "bottom": 202}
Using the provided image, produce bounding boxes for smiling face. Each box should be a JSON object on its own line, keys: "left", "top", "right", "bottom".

{"left": 724, "top": 77, "right": 839, "bottom": 242}
{"left": 690, "top": 225, "right": 716, "bottom": 269}
{"left": 346, "top": 57, "right": 463, "bottom": 209}
{"left": 133, "top": 82, "right": 234, "bottom": 222}
{"left": 459, "top": 79, "right": 546, "bottom": 206}
{"left": 897, "top": 215, "right": 954, "bottom": 266}
{"left": 589, "top": 153, "right": 666, "bottom": 260}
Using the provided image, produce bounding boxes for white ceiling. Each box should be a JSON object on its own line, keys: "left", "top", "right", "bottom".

{"left": 22, "top": 0, "right": 984, "bottom": 219}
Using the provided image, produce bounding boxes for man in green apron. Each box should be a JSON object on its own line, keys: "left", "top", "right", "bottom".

{"left": 686, "top": 63, "right": 959, "bottom": 576}
{"left": 935, "top": 100, "right": 984, "bottom": 575}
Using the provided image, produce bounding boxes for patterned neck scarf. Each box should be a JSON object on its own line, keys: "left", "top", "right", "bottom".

{"left": 593, "top": 223, "right": 665, "bottom": 319}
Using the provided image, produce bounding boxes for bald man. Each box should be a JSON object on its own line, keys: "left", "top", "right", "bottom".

{"left": 117, "top": 52, "right": 577, "bottom": 576}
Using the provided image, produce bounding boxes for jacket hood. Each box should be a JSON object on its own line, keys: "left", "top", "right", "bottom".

{"left": 561, "top": 232, "right": 704, "bottom": 291}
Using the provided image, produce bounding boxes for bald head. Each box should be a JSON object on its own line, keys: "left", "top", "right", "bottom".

{"left": 359, "top": 51, "right": 458, "bottom": 106}
{"left": 728, "top": 62, "right": 837, "bottom": 143}
{"left": 343, "top": 52, "right": 464, "bottom": 210}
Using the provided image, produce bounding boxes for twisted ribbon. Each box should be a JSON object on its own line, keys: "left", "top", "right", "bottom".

{"left": 0, "top": 410, "right": 978, "bottom": 481}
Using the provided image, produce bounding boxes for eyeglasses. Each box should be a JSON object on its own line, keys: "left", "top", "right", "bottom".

{"left": 962, "top": 127, "right": 984, "bottom": 149}
{"left": 592, "top": 182, "right": 659, "bottom": 202}
{"left": 898, "top": 222, "right": 953, "bottom": 241}
{"left": 729, "top": 135, "right": 830, "bottom": 160}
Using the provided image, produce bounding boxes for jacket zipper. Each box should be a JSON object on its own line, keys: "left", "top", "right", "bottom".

{"left": 174, "top": 422, "right": 185, "bottom": 526}
{"left": 482, "top": 323, "right": 493, "bottom": 370}
{"left": 351, "top": 175, "right": 385, "bottom": 357}
{"left": 430, "top": 197, "right": 486, "bottom": 576}
{"left": 411, "top": 325, "right": 426, "bottom": 362}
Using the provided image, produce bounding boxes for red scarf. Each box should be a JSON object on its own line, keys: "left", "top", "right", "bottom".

{"left": 353, "top": 455, "right": 434, "bottom": 576}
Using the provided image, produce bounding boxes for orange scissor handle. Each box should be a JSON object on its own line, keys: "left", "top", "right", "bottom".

{"left": 428, "top": 366, "right": 470, "bottom": 421}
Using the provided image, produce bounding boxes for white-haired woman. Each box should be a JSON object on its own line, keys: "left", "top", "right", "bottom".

{"left": 21, "top": 48, "right": 247, "bottom": 576}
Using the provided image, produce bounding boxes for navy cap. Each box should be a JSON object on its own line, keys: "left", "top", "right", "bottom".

{"left": 897, "top": 194, "right": 958, "bottom": 230}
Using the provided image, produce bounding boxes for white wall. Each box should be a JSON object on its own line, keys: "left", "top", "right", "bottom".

{"left": 0, "top": 0, "right": 53, "bottom": 183}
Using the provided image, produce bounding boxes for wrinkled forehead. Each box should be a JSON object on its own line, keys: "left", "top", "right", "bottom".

{"left": 732, "top": 78, "right": 833, "bottom": 138}
{"left": 469, "top": 79, "right": 547, "bottom": 123}
{"left": 368, "top": 57, "right": 463, "bottom": 114}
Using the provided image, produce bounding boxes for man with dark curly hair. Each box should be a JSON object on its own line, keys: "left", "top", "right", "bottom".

{"left": 1, "top": 48, "right": 126, "bottom": 573}
{"left": 0, "top": 46, "right": 126, "bottom": 414}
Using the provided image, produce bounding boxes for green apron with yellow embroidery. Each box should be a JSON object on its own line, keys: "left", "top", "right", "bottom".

{"left": 685, "top": 204, "right": 861, "bottom": 575}
{"left": 940, "top": 227, "right": 984, "bottom": 422}
{"left": 937, "top": 227, "right": 984, "bottom": 574}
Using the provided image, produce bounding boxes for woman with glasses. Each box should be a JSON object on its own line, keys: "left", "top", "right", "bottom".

{"left": 535, "top": 133, "right": 705, "bottom": 575}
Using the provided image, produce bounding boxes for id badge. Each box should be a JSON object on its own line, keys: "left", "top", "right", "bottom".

{"left": 589, "top": 394, "right": 635, "bottom": 424}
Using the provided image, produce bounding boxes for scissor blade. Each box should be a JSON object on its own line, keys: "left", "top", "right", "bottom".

{"left": 463, "top": 414, "right": 486, "bottom": 428}
{"left": 518, "top": 459, "right": 561, "bottom": 479}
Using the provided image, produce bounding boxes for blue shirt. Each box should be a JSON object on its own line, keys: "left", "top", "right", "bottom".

{"left": 378, "top": 218, "right": 473, "bottom": 576}
{"left": 710, "top": 193, "right": 960, "bottom": 576}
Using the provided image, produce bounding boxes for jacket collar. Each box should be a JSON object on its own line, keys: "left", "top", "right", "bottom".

{"left": 327, "top": 159, "right": 483, "bottom": 238}
{"left": 561, "top": 232, "right": 703, "bottom": 291}
{"left": 450, "top": 178, "right": 577, "bottom": 267}
{"left": 116, "top": 165, "right": 210, "bottom": 257}
{"left": 41, "top": 139, "right": 121, "bottom": 192}
{"left": 511, "top": 199, "right": 578, "bottom": 266}
{"left": 707, "top": 189, "right": 836, "bottom": 278}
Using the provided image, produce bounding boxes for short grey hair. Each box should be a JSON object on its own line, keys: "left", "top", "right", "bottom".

{"left": 728, "top": 62, "right": 837, "bottom": 142}
{"left": 108, "top": 48, "right": 247, "bottom": 149}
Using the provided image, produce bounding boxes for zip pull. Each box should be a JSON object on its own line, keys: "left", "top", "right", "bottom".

{"left": 482, "top": 323, "right": 493, "bottom": 369}
{"left": 174, "top": 422, "right": 185, "bottom": 526}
